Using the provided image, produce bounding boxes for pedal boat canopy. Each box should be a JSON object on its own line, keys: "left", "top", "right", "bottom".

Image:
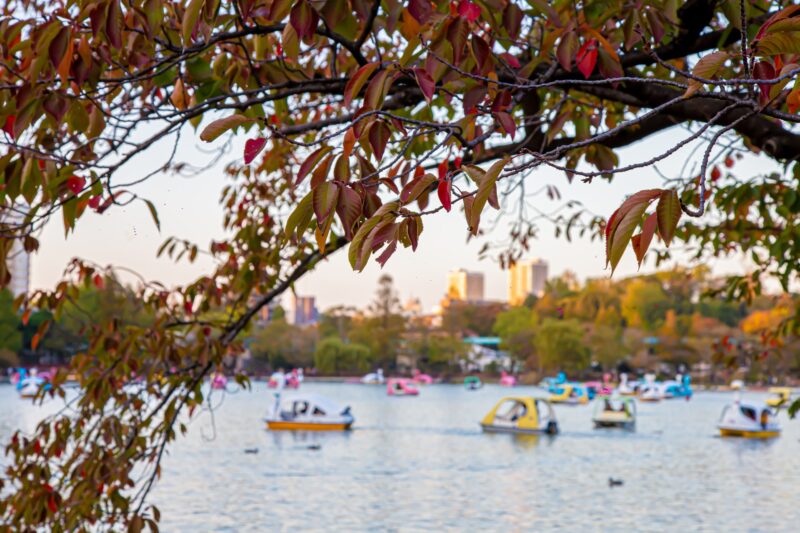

{"left": 480, "top": 397, "right": 558, "bottom": 435}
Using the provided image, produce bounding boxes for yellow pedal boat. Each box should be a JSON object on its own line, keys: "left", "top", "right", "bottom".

{"left": 548, "top": 383, "right": 589, "bottom": 405}
{"left": 481, "top": 397, "right": 558, "bottom": 435}
{"left": 765, "top": 387, "right": 792, "bottom": 408}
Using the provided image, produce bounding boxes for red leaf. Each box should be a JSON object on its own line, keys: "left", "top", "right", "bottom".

{"left": 344, "top": 62, "right": 380, "bottom": 107}
{"left": 296, "top": 146, "right": 333, "bottom": 185}
{"left": 335, "top": 185, "right": 362, "bottom": 240}
{"left": 48, "top": 28, "right": 70, "bottom": 69}
{"left": 414, "top": 67, "right": 436, "bottom": 103}
{"left": 437, "top": 162, "right": 448, "bottom": 181}
{"left": 2, "top": 115, "right": 15, "bottom": 139}
{"left": 408, "top": 0, "right": 433, "bottom": 24}
{"left": 458, "top": 0, "right": 480, "bottom": 22}
{"left": 437, "top": 179, "right": 452, "bottom": 212}
{"left": 368, "top": 121, "right": 391, "bottom": 161}
{"left": 289, "top": 0, "right": 319, "bottom": 41}
{"left": 471, "top": 35, "right": 491, "bottom": 75}
{"left": 92, "top": 274, "right": 104, "bottom": 289}
{"left": 753, "top": 61, "right": 776, "bottom": 104}
{"left": 244, "top": 137, "right": 267, "bottom": 164}
{"left": 495, "top": 111, "right": 516, "bottom": 139}
{"left": 576, "top": 39, "right": 598, "bottom": 79}
{"left": 184, "top": 300, "right": 193, "bottom": 315}
{"left": 710, "top": 166, "right": 721, "bottom": 182}
{"left": 502, "top": 3, "right": 523, "bottom": 39}
{"left": 633, "top": 212, "right": 658, "bottom": 266}
{"left": 499, "top": 53, "right": 521, "bottom": 69}
{"left": 48, "top": 495, "right": 58, "bottom": 513}
{"left": 66, "top": 176, "right": 86, "bottom": 194}
{"left": 105, "top": 0, "right": 123, "bottom": 49}
{"left": 376, "top": 240, "right": 398, "bottom": 267}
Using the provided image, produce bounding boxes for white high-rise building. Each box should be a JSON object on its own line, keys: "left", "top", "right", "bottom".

{"left": 1, "top": 206, "right": 30, "bottom": 297}
{"left": 447, "top": 269, "right": 484, "bottom": 302}
{"left": 508, "top": 259, "right": 548, "bottom": 305}
{"left": 286, "top": 293, "right": 318, "bottom": 326}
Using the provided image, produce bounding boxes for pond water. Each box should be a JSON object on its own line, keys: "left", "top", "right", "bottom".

{"left": 1, "top": 383, "right": 798, "bottom": 531}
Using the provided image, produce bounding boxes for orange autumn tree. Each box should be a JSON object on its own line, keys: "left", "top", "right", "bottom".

{"left": 3, "top": 0, "right": 800, "bottom": 528}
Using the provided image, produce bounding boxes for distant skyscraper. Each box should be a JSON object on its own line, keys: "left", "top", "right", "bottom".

{"left": 286, "top": 294, "right": 318, "bottom": 326}
{"left": 508, "top": 259, "right": 548, "bottom": 305}
{"left": 257, "top": 296, "right": 283, "bottom": 323}
{"left": 1, "top": 206, "right": 30, "bottom": 297}
{"left": 447, "top": 269, "right": 484, "bottom": 302}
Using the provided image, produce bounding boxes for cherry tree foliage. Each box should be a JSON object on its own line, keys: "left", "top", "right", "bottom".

{"left": 2, "top": 0, "right": 800, "bottom": 528}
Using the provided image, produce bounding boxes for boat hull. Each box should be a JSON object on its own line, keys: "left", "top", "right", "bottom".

{"left": 480, "top": 423, "right": 555, "bottom": 435}
{"left": 718, "top": 427, "right": 780, "bottom": 439}
{"left": 549, "top": 398, "right": 586, "bottom": 405}
{"left": 593, "top": 419, "right": 635, "bottom": 430}
{"left": 266, "top": 421, "right": 352, "bottom": 431}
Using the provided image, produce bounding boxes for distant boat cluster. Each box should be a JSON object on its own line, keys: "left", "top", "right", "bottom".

{"left": 258, "top": 369, "right": 793, "bottom": 439}
{"left": 7, "top": 366, "right": 791, "bottom": 440}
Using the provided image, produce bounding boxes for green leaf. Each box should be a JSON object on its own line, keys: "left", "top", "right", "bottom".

{"left": 284, "top": 191, "right": 313, "bottom": 241}
{"left": 348, "top": 215, "right": 383, "bottom": 269}
{"left": 182, "top": 0, "right": 204, "bottom": 45}
{"left": 608, "top": 201, "right": 648, "bottom": 273}
{"left": 312, "top": 181, "right": 339, "bottom": 227}
{"left": 199, "top": 115, "right": 254, "bottom": 142}
{"left": 466, "top": 158, "right": 507, "bottom": 234}
{"left": 656, "top": 189, "right": 681, "bottom": 246}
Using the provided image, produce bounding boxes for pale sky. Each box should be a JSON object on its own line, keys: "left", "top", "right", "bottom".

{"left": 31, "top": 124, "right": 772, "bottom": 312}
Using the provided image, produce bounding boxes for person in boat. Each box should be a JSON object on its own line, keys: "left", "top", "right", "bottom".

{"left": 604, "top": 399, "right": 614, "bottom": 412}
{"left": 760, "top": 409, "right": 769, "bottom": 430}
{"left": 293, "top": 401, "right": 309, "bottom": 418}
{"left": 509, "top": 402, "right": 526, "bottom": 422}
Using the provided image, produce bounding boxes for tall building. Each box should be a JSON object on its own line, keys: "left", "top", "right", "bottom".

{"left": 508, "top": 259, "right": 548, "bottom": 305}
{"left": 286, "top": 294, "right": 318, "bottom": 326}
{"left": 1, "top": 206, "right": 30, "bottom": 297}
{"left": 256, "top": 296, "right": 283, "bottom": 324}
{"left": 447, "top": 269, "right": 484, "bottom": 302}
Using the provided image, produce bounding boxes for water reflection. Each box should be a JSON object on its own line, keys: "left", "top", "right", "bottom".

{"left": 1, "top": 383, "right": 798, "bottom": 531}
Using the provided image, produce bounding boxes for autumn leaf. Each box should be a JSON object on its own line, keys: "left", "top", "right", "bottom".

{"left": 685, "top": 51, "right": 729, "bottom": 97}
{"left": 413, "top": 67, "right": 436, "bottom": 103}
{"left": 344, "top": 63, "right": 380, "bottom": 107}
{"left": 656, "top": 189, "right": 681, "bottom": 246}
{"left": 290, "top": 0, "right": 319, "bottom": 41}
{"left": 576, "top": 40, "right": 598, "bottom": 79}
{"left": 243, "top": 137, "right": 267, "bottom": 164}
{"left": 437, "top": 179, "right": 452, "bottom": 212}
{"left": 199, "top": 115, "right": 254, "bottom": 142}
